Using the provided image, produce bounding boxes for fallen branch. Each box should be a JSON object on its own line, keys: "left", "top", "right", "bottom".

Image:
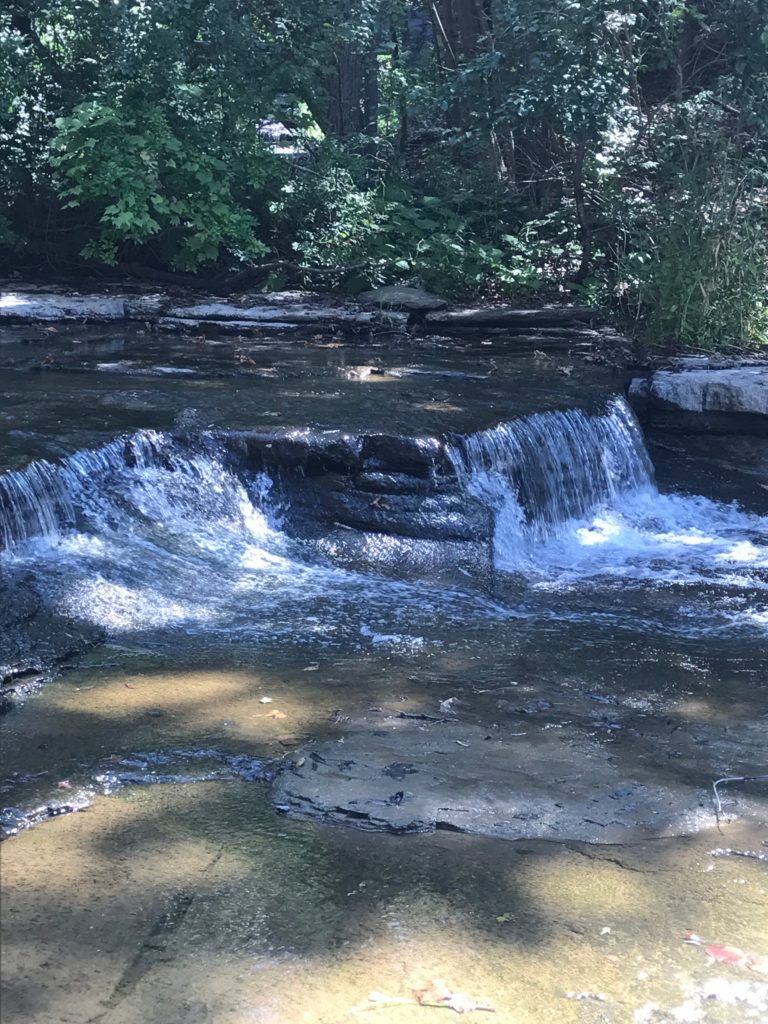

{"left": 351, "top": 982, "right": 496, "bottom": 1015}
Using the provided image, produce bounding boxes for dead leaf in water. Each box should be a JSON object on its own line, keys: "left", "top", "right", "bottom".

{"left": 706, "top": 944, "right": 768, "bottom": 974}
{"left": 706, "top": 945, "right": 748, "bottom": 966}
{"left": 684, "top": 932, "right": 768, "bottom": 975}
{"left": 414, "top": 980, "right": 453, "bottom": 1005}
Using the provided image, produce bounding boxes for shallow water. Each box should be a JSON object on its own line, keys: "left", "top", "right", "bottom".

{"left": 1, "top": 326, "right": 767, "bottom": 1024}
{"left": 0, "top": 324, "right": 621, "bottom": 471}
{"left": 3, "top": 780, "right": 767, "bottom": 1024}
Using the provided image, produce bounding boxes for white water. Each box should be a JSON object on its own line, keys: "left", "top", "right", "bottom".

{"left": 449, "top": 398, "right": 768, "bottom": 611}
{"left": 1, "top": 431, "right": 507, "bottom": 651}
{"left": 2, "top": 401, "right": 766, "bottom": 645}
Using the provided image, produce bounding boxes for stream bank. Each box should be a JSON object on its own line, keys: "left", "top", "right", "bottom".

{"left": 0, "top": 284, "right": 602, "bottom": 337}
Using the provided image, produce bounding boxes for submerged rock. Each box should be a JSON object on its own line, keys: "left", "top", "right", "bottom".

{"left": 0, "top": 570, "right": 103, "bottom": 703}
{"left": 269, "top": 714, "right": 728, "bottom": 844}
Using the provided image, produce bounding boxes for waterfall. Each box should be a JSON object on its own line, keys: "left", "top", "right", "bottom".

{"left": 0, "top": 431, "right": 177, "bottom": 549}
{"left": 447, "top": 397, "right": 656, "bottom": 562}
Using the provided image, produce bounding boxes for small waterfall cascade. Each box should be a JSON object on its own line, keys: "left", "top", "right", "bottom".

{"left": 448, "top": 397, "right": 656, "bottom": 559}
{"left": 0, "top": 431, "right": 189, "bottom": 549}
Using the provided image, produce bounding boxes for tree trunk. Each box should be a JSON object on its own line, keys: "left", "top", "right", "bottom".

{"left": 572, "top": 141, "right": 592, "bottom": 283}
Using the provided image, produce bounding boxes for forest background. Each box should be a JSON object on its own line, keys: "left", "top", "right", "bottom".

{"left": 1, "top": 1, "right": 766, "bottom": 349}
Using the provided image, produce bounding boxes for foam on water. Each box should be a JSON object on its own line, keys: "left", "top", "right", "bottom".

{"left": 449, "top": 398, "right": 768, "bottom": 606}
{"left": 1, "top": 430, "right": 506, "bottom": 649}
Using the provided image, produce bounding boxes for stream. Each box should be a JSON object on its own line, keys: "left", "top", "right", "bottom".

{"left": 1, "top": 324, "right": 766, "bottom": 1024}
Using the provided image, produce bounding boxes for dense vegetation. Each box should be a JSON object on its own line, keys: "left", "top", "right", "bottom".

{"left": 1, "top": 1, "right": 767, "bottom": 348}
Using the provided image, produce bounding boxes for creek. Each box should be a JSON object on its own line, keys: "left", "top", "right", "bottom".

{"left": 1, "top": 324, "right": 766, "bottom": 1024}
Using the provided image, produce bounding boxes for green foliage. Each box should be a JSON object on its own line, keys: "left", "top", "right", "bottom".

{"left": 622, "top": 176, "right": 768, "bottom": 349}
{"left": 609, "top": 93, "right": 768, "bottom": 349}
{"left": 49, "top": 101, "right": 266, "bottom": 269}
{"left": 272, "top": 149, "right": 543, "bottom": 297}
{"left": 1, "top": 0, "right": 766, "bottom": 350}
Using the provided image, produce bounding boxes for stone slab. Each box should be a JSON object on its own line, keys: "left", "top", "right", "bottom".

{"left": 650, "top": 366, "right": 768, "bottom": 415}
{"left": 270, "top": 716, "right": 719, "bottom": 844}
{"left": 425, "top": 305, "right": 596, "bottom": 329}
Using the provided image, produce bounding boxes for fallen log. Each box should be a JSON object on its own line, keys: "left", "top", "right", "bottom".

{"left": 424, "top": 305, "right": 598, "bottom": 330}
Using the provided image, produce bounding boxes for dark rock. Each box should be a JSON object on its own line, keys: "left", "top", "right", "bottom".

{"left": 355, "top": 472, "right": 437, "bottom": 495}
{"left": 360, "top": 434, "right": 449, "bottom": 475}
{"left": 286, "top": 475, "right": 489, "bottom": 542}
{"left": 0, "top": 569, "right": 104, "bottom": 703}
{"left": 268, "top": 716, "right": 721, "bottom": 843}
{"left": 219, "top": 429, "right": 364, "bottom": 473}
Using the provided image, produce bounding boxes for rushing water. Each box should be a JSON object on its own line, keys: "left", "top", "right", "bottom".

{"left": 2, "top": 397, "right": 765, "bottom": 648}
{"left": 2, "top": 348, "right": 767, "bottom": 1024}
{"left": 448, "top": 399, "right": 768, "bottom": 622}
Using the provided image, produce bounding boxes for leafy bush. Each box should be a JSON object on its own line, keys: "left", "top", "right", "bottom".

{"left": 3, "top": 0, "right": 766, "bottom": 350}
{"left": 612, "top": 99, "right": 768, "bottom": 349}
{"left": 50, "top": 101, "right": 267, "bottom": 270}
{"left": 627, "top": 192, "right": 768, "bottom": 350}
{"left": 269, "top": 143, "right": 544, "bottom": 296}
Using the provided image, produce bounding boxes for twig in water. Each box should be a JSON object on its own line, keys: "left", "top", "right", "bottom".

{"left": 712, "top": 774, "right": 768, "bottom": 829}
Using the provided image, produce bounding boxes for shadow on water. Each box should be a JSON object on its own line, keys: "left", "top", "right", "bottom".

{"left": 1, "top": 331, "right": 767, "bottom": 1023}
{"left": 3, "top": 769, "right": 767, "bottom": 1024}
{"left": 2, "top": 639, "right": 767, "bottom": 1021}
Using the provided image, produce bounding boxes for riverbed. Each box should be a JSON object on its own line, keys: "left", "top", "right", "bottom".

{"left": 1, "top": 325, "right": 766, "bottom": 1023}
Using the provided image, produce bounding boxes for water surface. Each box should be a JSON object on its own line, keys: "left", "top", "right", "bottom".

{"left": 1, "top": 326, "right": 766, "bottom": 1024}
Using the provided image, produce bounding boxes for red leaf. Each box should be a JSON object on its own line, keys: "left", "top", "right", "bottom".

{"left": 706, "top": 944, "right": 748, "bottom": 966}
